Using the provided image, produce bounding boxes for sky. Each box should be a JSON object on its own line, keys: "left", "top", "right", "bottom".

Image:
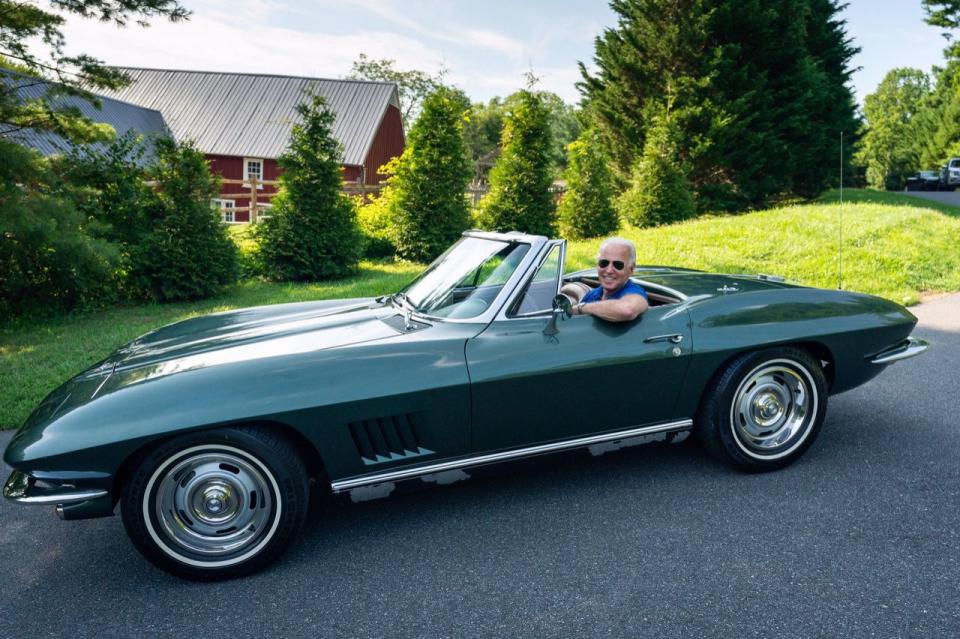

{"left": 54, "top": 0, "right": 950, "bottom": 107}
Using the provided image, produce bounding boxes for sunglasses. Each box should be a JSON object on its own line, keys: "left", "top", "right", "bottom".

{"left": 597, "top": 259, "right": 627, "bottom": 271}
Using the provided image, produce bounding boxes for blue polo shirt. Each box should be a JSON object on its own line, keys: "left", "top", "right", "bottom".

{"left": 581, "top": 280, "right": 648, "bottom": 303}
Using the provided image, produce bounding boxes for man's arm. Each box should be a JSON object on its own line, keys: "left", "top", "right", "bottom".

{"left": 578, "top": 294, "right": 648, "bottom": 322}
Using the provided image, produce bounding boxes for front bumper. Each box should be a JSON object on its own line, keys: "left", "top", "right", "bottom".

{"left": 869, "top": 337, "right": 930, "bottom": 365}
{"left": 4, "top": 470, "right": 113, "bottom": 519}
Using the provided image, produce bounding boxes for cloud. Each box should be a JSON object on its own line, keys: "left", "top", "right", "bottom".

{"left": 57, "top": 8, "right": 446, "bottom": 81}
{"left": 461, "top": 30, "right": 525, "bottom": 58}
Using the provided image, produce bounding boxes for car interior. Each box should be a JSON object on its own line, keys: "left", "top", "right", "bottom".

{"left": 559, "top": 276, "right": 683, "bottom": 308}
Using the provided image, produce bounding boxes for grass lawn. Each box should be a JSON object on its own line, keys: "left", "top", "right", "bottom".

{"left": 3, "top": 188, "right": 959, "bottom": 429}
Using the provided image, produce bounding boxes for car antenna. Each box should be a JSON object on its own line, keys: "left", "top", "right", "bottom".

{"left": 838, "top": 130, "right": 843, "bottom": 290}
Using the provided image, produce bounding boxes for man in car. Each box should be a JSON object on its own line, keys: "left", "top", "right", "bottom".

{"left": 571, "top": 237, "right": 649, "bottom": 322}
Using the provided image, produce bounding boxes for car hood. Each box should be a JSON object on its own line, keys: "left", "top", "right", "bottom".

{"left": 101, "top": 297, "right": 398, "bottom": 375}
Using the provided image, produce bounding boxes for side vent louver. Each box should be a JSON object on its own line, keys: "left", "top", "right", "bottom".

{"left": 349, "top": 413, "right": 434, "bottom": 465}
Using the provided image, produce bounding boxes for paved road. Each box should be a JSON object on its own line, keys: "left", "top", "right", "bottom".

{"left": 1, "top": 296, "right": 958, "bottom": 638}
{"left": 901, "top": 189, "right": 960, "bottom": 207}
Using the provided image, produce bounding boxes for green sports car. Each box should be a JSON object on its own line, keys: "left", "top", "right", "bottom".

{"left": 4, "top": 231, "right": 928, "bottom": 580}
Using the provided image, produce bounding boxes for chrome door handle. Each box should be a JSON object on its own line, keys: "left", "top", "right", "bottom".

{"left": 644, "top": 333, "right": 683, "bottom": 344}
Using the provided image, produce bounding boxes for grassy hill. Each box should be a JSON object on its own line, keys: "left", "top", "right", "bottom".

{"left": 566, "top": 188, "right": 960, "bottom": 306}
{"left": 2, "top": 188, "right": 958, "bottom": 429}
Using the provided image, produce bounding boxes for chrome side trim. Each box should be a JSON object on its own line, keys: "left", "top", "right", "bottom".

{"left": 330, "top": 419, "right": 693, "bottom": 493}
{"left": 3, "top": 470, "right": 108, "bottom": 506}
{"left": 870, "top": 337, "right": 930, "bottom": 365}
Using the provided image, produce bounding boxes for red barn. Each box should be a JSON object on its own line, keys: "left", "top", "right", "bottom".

{"left": 99, "top": 68, "right": 405, "bottom": 223}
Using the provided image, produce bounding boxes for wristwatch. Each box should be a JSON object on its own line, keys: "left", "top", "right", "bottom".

{"left": 576, "top": 301, "right": 586, "bottom": 315}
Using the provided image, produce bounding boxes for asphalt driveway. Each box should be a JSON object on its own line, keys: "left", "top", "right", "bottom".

{"left": 1, "top": 295, "right": 958, "bottom": 638}
{"left": 902, "top": 189, "right": 960, "bottom": 207}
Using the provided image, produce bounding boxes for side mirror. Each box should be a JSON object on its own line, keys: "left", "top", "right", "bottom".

{"left": 543, "top": 295, "right": 572, "bottom": 336}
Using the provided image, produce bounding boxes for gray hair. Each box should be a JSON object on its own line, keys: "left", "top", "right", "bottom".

{"left": 597, "top": 237, "right": 637, "bottom": 265}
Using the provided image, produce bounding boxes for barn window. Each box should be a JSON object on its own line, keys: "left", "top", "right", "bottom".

{"left": 244, "top": 158, "right": 264, "bottom": 188}
{"left": 212, "top": 198, "right": 235, "bottom": 223}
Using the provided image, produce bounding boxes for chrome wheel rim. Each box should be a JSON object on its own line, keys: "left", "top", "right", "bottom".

{"left": 146, "top": 446, "right": 280, "bottom": 565}
{"left": 730, "top": 359, "right": 818, "bottom": 460}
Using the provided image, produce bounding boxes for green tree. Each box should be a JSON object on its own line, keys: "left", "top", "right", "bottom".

{"left": 915, "top": 1, "right": 960, "bottom": 167}
{"left": 128, "top": 137, "right": 237, "bottom": 301}
{"left": 476, "top": 86, "right": 556, "bottom": 236}
{"left": 580, "top": 0, "right": 859, "bottom": 210}
{"left": 856, "top": 68, "right": 933, "bottom": 189}
{"left": 0, "top": 138, "right": 117, "bottom": 316}
{"left": 557, "top": 128, "right": 619, "bottom": 239}
{"left": 57, "top": 131, "right": 153, "bottom": 246}
{"left": 0, "top": 0, "right": 188, "bottom": 143}
{"left": 924, "top": 0, "right": 960, "bottom": 56}
{"left": 616, "top": 115, "right": 695, "bottom": 227}
{"left": 463, "top": 97, "right": 506, "bottom": 167}
{"left": 347, "top": 54, "right": 443, "bottom": 130}
{"left": 257, "top": 93, "right": 362, "bottom": 280}
{"left": 387, "top": 86, "right": 472, "bottom": 262}
{"left": 463, "top": 92, "right": 580, "bottom": 176}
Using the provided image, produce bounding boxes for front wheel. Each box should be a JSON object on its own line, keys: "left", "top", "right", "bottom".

{"left": 121, "top": 426, "right": 308, "bottom": 580}
{"left": 695, "top": 347, "right": 828, "bottom": 472}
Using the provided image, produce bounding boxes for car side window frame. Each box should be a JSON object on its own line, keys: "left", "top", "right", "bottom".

{"left": 503, "top": 240, "right": 566, "bottom": 319}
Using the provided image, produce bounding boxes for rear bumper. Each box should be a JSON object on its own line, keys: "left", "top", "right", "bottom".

{"left": 870, "top": 337, "right": 929, "bottom": 365}
{"left": 4, "top": 470, "right": 114, "bottom": 519}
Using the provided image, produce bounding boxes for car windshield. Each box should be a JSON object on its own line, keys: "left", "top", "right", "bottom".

{"left": 398, "top": 236, "right": 530, "bottom": 319}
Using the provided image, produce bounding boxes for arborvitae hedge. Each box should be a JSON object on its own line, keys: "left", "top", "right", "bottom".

{"left": 617, "top": 118, "right": 695, "bottom": 227}
{"left": 257, "top": 93, "right": 362, "bottom": 280}
{"left": 477, "top": 88, "right": 556, "bottom": 236}
{"left": 128, "top": 137, "right": 238, "bottom": 301}
{"left": 557, "top": 129, "right": 619, "bottom": 239}
{"left": 388, "top": 86, "right": 472, "bottom": 261}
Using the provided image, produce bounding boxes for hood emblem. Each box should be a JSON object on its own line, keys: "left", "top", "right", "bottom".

{"left": 717, "top": 285, "right": 739, "bottom": 294}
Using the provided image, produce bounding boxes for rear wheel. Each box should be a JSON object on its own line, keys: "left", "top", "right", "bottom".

{"left": 121, "top": 426, "right": 308, "bottom": 580}
{"left": 696, "top": 347, "right": 827, "bottom": 471}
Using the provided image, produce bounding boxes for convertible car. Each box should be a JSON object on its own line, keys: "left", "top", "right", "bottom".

{"left": 4, "top": 231, "right": 928, "bottom": 580}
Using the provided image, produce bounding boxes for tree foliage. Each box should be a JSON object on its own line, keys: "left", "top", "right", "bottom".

{"left": 257, "top": 93, "right": 362, "bottom": 280}
{"left": 347, "top": 54, "right": 443, "bottom": 131}
{"left": 386, "top": 86, "right": 472, "bottom": 262}
{"left": 616, "top": 115, "right": 696, "bottom": 227}
{"left": 580, "top": 0, "right": 860, "bottom": 210}
{"left": 56, "top": 131, "right": 153, "bottom": 247}
{"left": 463, "top": 91, "right": 580, "bottom": 176}
{"left": 557, "top": 128, "right": 619, "bottom": 239}
{"left": 476, "top": 87, "right": 556, "bottom": 236}
{"left": 0, "top": 138, "right": 117, "bottom": 316}
{"left": 856, "top": 68, "right": 933, "bottom": 190}
{"left": 128, "top": 137, "right": 237, "bottom": 301}
{"left": 924, "top": 0, "right": 960, "bottom": 57}
{"left": 0, "top": 0, "right": 188, "bottom": 143}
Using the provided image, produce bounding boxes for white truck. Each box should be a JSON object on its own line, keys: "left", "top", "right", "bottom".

{"left": 939, "top": 157, "right": 960, "bottom": 190}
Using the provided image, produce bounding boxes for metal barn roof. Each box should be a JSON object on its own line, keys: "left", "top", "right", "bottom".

{"left": 1, "top": 71, "right": 169, "bottom": 162}
{"left": 98, "top": 68, "right": 401, "bottom": 165}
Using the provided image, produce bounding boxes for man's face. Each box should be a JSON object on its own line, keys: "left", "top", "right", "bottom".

{"left": 596, "top": 243, "right": 634, "bottom": 295}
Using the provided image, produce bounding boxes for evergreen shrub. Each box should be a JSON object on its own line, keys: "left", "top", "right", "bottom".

{"left": 477, "top": 88, "right": 556, "bottom": 236}
{"left": 128, "top": 137, "right": 238, "bottom": 301}
{"left": 388, "top": 86, "right": 472, "bottom": 262}
{"left": 0, "top": 139, "right": 117, "bottom": 317}
{"left": 257, "top": 93, "right": 362, "bottom": 280}
{"left": 617, "top": 119, "right": 696, "bottom": 227}
{"left": 557, "top": 129, "right": 618, "bottom": 239}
